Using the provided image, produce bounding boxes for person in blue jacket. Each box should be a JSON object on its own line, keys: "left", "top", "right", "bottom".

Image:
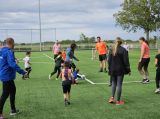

{"left": 0, "top": 38, "right": 28, "bottom": 119}
{"left": 71, "top": 68, "right": 83, "bottom": 85}
{"left": 65, "top": 43, "right": 79, "bottom": 71}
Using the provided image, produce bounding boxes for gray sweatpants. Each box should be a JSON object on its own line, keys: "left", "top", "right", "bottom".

{"left": 111, "top": 75, "right": 124, "bottom": 101}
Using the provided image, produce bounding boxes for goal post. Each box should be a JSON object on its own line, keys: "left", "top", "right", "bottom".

{"left": 91, "top": 48, "right": 99, "bottom": 59}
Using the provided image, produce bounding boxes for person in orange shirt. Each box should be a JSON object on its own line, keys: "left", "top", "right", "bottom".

{"left": 94, "top": 37, "right": 108, "bottom": 73}
{"left": 61, "top": 49, "right": 66, "bottom": 69}
{"left": 0, "top": 46, "right": 19, "bottom": 63}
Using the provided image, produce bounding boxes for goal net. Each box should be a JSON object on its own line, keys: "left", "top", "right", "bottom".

{"left": 91, "top": 48, "right": 99, "bottom": 59}
{"left": 156, "top": 22, "right": 160, "bottom": 49}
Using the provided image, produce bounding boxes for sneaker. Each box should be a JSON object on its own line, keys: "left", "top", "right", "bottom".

{"left": 65, "top": 98, "right": 68, "bottom": 106}
{"left": 141, "top": 79, "right": 147, "bottom": 83}
{"left": 108, "top": 83, "right": 112, "bottom": 86}
{"left": 10, "top": 110, "right": 19, "bottom": 115}
{"left": 0, "top": 114, "right": 7, "bottom": 119}
{"left": 49, "top": 74, "right": 51, "bottom": 80}
{"left": 55, "top": 78, "right": 58, "bottom": 80}
{"left": 116, "top": 101, "right": 124, "bottom": 105}
{"left": 99, "top": 70, "right": 103, "bottom": 72}
{"left": 22, "top": 76, "right": 25, "bottom": 80}
{"left": 68, "top": 102, "right": 71, "bottom": 105}
{"left": 109, "top": 97, "right": 114, "bottom": 103}
{"left": 104, "top": 70, "right": 107, "bottom": 73}
{"left": 155, "top": 89, "right": 160, "bottom": 93}
{"left": 145, "top": 79, "right": 150, "bottom": 83}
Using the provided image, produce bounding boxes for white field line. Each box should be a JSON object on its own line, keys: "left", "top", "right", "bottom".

{"left": 19, "top": 61, "right": 54, "bottom": 64}
{"left": 94, "top": 80, "right": 155, "bottom": 84}
{"left": 43, "top": 53, "right": 55, "bottom": 61}
{"left": 77, "top": 74, "right": 95, "bottom": 84}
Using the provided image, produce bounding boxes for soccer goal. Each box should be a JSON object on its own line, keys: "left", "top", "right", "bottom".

{"left": 156, "top": 22, "right": 160, "bottom": 49}
{"left": 91, "top": 48, "right": 99, "bottom": 59}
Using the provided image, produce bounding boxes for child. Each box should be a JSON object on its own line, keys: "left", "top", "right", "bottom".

{"left": 22, "top": 52, "right": 32, "bottom": 80}
{"left": 71, "top": 68, "right": 83, "bottom": 85}
{"left": 49, "top": 52, "right": 64, "bottom": 80}
{"left": 155, "top": 47, "right": 160, "bottom": 93}
{"left": 59, "top": 61, "right": 74, "bottom": 106}
{"left": 61, "top": 49, "right": 66, "bottom": 69}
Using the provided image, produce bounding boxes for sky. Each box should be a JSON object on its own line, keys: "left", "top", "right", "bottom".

{"left": 0, "top": 0, "right": 157, "bottom": 43}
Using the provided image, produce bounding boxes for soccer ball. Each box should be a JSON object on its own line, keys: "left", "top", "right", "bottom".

{"left": 81, "top": 75, "right": 85, "bottom": 79}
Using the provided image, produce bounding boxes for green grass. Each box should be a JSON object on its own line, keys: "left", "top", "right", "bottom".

{"left": 1, "top": 50, "right": 160, "bottom": 119}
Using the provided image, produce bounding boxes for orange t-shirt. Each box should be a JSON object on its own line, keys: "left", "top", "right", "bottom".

{"left": 95, "top": 41, "right": 106, "bottom": 55}
{"left": 62, "top": 53, "right": 66, "bottom": 60}
{"left": 141, "top": 43, "right": 149, "bottom": 58}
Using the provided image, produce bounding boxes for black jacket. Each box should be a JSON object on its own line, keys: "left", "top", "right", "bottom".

{"left": 55, "top": 55, "right": 64, "bottom": 67}
{"left": 108, "top": 46, "right": 131, "bottom": 75}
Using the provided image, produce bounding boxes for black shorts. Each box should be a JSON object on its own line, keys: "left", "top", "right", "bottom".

{"left": 25, "top": 67, "right": 31, "bottom": 71}
{"left": 54, "top": 55, "right": 58, "bottom": 59}
{"left": 99, "top": 54, "right": 106, "bottom": 61}
{"left": 62, "top": 85, "right": 71, "bottom": 93}
{"left": 138, "top": 58, "right": 150, "bottom": 70}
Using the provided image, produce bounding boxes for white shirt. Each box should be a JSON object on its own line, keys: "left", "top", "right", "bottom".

{"left": 23, "top": 56, "right": 30, "bottom": 68}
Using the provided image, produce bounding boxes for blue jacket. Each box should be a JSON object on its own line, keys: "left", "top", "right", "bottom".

{"left": 71, "top": 72, "right": 81, "bottom": 81}
{"left": 0, "top": 47, "right": 26, "bottom": 82}
{"left": 65, "top": 47, "right": 78, "bottom": 64}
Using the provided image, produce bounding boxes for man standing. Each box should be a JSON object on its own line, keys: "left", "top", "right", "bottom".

{"left": 123, "top": 42, "right": 129, "bottom": 54}
{"left": 94, "top": 37, "right": 108, "bottom": 73}
{"left": 0, "top": 38, "right": 28, "bottom": 119}
{"left": 52, "top": 40, "right": 61, "bottom": 59}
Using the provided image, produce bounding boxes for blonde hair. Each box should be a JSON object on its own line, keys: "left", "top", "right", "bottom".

{"left": 75, "top": 68, "right": 79, "bottom": 73}
{"left": 113, "top": 37, "right": 122, "bottom": 56}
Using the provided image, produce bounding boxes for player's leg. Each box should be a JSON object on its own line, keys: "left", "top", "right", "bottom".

{"left": 109, "top": 76, "right": 112, "bottom": 86}
{"left": 116, "top": 75, "right": 124, "bottom": 105}
{"left": 67, "top": 85, "right": 71, "bottom": 105}
{"left": 49, "top": 67, "right": 58, "bottom": 79}
{"left": 102, "top": 54, "right": 107, "bottom": 73}
{"left": 10, "top": 81, "right": 19, "bottom": 115}
{"left": 109, "top": 75, "right": 117, "bottom": 103}
{"left": 155, "top": 68, "right": 160, "bottom": 93}
{"left": 27, "top": 67, "right": 32, "bottom": 78}
{"left": 22, "top": 68, "right": 28, "bottom": 80}
{"left": 71, "top": 63, "right": 76, "bottom": 72}
{"left": 0, "top": 81, "right": 13, "bottom": 115}
{"left": 99, "top": 55, "right": 103, "bottom": 72}
{"left": 143, "top": 58, "right": 150, "bottom": 83}
{"left": 63, "top": 85, "right": 68, "bottom": 106}
{"left": 56, "top": 67, "right": 61, "bottom": 80}
{"left": 138, "top": 59, "right": 147, "bottom": 83}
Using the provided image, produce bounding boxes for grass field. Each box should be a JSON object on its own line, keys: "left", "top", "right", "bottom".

{"left": 1, "top": 49, "right": 160, "bottom": 119}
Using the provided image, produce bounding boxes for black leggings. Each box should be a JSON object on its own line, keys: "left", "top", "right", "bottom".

{"left": 111, "top": 75, "right": 124, "bottom": 101}
{"left": 156, "top": 68, "right": 160, "bottom": 89}
{"left": 51, "top": 67, "right": 61, "bottom": 78}
{"left": 69, "top": 63, "right": 76, "bottom": 71}
{"left": 0, "top": 80, "right": 16, "bottom": 114}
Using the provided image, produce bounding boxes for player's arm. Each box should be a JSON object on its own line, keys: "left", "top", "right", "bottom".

{"left": 59, "top": 71, "right": 62, "bottom": 78}
{"left": 94, "top": 49, "right": 98, "bottom": 58}
{"left": 14, "top": 56, "right": 19, "bottom": 63}
{"left": 155, "top": 58, "right": 158, "bottom": 67}
{"left": 27, "top": 61, "right": 31, "bottom": 65}
{"left": 71, "top": 71, "right": 74, "bottom": 84}
{"left": 139, "top": 48, "right": 145, "bottom": 62}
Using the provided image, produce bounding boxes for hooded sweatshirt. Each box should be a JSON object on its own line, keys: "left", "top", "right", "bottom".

{"left": 65, "top": 47, "right": 78, "bottom": 64}
{"left": 55, "top": 55, "right": 64, "bottom": 67}
{"left": 0, "top": 46, "right": 26, "bottom": 82}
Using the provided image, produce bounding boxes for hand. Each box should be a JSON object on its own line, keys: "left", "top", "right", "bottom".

{"left": 16, "top": 60, "right": 19, "bottom": 63}
{"left": 70, "top": 59, "right": 73, "bottom": 61}
{"left": 139, "top": 59, "right": 142, "bottom": 63}
{"left": 30, "top": 63, "right": 32, "bottom": 65}
{"left": 128, "top": 72, "right": 131, "bottom": 76}
{"left": 24, "top": 73, "right": 28, "bottom": 78}
{"left": 77, "top": 59, "right": 79, "bottom": 61}
{"left": 94, "top": 55, "right": 96, "bottom": 59}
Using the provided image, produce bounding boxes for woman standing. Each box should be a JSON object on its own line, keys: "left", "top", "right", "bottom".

{"left": 65, "top": 43, "right": 79, "bottom": 71}
{"left": 108, "top": 37, "right": 131, "bottom": 105}
{"left": 138, "top": 37, "right": 150, "bottom": 83}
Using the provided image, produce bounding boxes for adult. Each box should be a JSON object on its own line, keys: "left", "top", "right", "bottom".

{"left": 0, "top": 38, "right": 28, "bottom": 119}
{"left": 65, "top": 43, "right": 79, "bottom": 72}
{"left": 138, "top": 37, "right": 150, "bottom": 83}
{"left": 108, "top": 37, "right": 131, "bottom": 105}
{"left": 94, "top": 37, "right": 108, "bottom": 73}
{"left": 123, "top": 42, "right": 129, "bottom": 54}
{"left": 52, "top": 40, "right": 61, "bottom": 59}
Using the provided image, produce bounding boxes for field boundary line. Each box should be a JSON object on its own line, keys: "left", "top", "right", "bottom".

{"left": 77, "top": 74, "right": 95, "bottom": 84}
{"left": 43, "top": 53, "right": 55, "bottom": 61}
{"left": 94, "top": 80, "right": 155, "bottom": 84}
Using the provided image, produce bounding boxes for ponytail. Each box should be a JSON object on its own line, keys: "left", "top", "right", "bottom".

{"left": 113, "top": 37, "right": 122, "bottom": 56}
{"left": 139, "top": 37, "right": 149, "bottom": 46}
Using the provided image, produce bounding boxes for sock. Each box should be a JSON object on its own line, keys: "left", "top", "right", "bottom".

{"left": 104, "top": 68, "right": 106, "bottom": 71}
{"left": 100, "top": 67, "right": 102, "bottom": 71}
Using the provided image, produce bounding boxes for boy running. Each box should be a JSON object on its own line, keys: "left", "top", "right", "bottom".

{"left": 155, "top": 47, "right": 160, "bottom": 93}
{"left": 22, "top": 52, "right": 32, "bottom": 80}
{"left": 94, "top": 37, "right": 108, "bottom": 73}
{"left": 59, "top": 61, "right": 74, "bottom": 106}
{"left": 49, "top": 52, "right": 64, "bottom": 80}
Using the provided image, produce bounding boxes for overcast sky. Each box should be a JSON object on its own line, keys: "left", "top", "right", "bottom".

{"left": 0, "top": 0, "right": 157, "bottom": 43}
